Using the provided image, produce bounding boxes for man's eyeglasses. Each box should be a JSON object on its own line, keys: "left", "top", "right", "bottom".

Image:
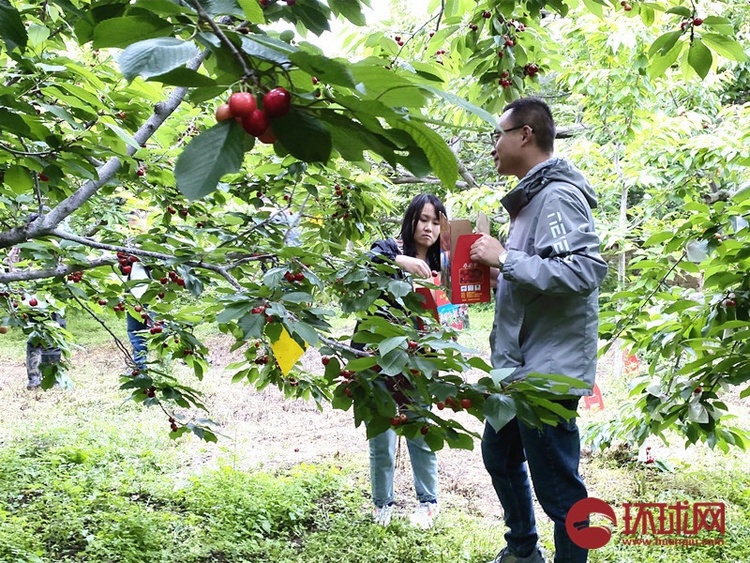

{"left": 491, "top": 125, "right": 529, "bottom": 143}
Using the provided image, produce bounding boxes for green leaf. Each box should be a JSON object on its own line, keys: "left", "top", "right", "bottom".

{"left": 419, "top": 84, "right": 497, "bottom": 126}
{"left": 379, "top": 336, "right": 407, "bottom": 356}
{"left": 119, "top": 37, "right": 200, "bottom": 82}
{"left": 389, "top": 119, "right": 458, "bottom": 187}
{"left": 175, "top": 120, "right": 245, "bottom": 200}
{"left": 648, "top": 44, "right": 683, "bottom": 80}
{"left": 700, "top": 33, "right": 748, "bottom": 62}
{"left": 92, "top": 16, "right": 172, "bottom": 49}
{"left": 347, "top": 356, "right": 379, "bottom": 371}
{"left": 240, "top": 35, "right": 292, "bottom": 65}
{"left": 329, "top": 0, "right": 367, "bottom": 26}
{"left": 484, "top": 393, "right": 517, "bottom": 432}
{"left": 580, "top": 0, "right": 604, "bottom": 18}
{"left": 0, "top": 0, "right": 27, "bottom": 52}
{"left": 702, "top": 16, "right": 734, "bottom": 36}
{"left": 649, "top": 30, "right": 683, "bottom": 57}
{"left": 665, "top": 6, "right": 692, "bottom": 18}
{"left": 378, "top": 348, "right": 408, "bottom": 376}
{"left": 4, "top": 165, "right": 32, "bottom": 194}
{"left": 291, "top": 0, "right": 331, "bottom": 36}
{"left": 349, "top": 62, "right": 426, "bottom": 107}
{"left": 290, "top": 320, "right": 317, "bottom": 346}
{"left": 102, "top": 122, "right": 141, "bottom": 151}
{"left": 237, "top": 0, "right": 266, "bottom": 24}
{"left": 147, "top": 67, "right": 218, "bottom": 87}
{"left": 643, "top": 231, "right": 674, "bottom": 246}
{"left": 289, "top": 51, "right": 356, "bottom": 88}
{"left": 687, "top": 38, "right": 713, "bottom": 79}
{"left": 272, "top": 109, "right": 332, "bottom": 163}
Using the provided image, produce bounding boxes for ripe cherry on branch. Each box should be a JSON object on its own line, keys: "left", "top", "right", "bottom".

{"left": 228, "top": 92, "right": 257, "bottom": 117}
{"left": 242, "top": 109, "right": 270, "bottom": 137}
{"left": 262, "top": 88, "right": 291, "bottom": 118}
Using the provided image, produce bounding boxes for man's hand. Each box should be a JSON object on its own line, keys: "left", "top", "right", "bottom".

{"left": 469, "top": 234, "right": 506, "bottom": 267}
{"left": 395, "top": 255, "right": 434, "bottom": 278}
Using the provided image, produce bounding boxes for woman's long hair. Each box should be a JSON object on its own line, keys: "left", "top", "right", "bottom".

{"left": 399, "top": 193, "right": 446, "bottom": 272}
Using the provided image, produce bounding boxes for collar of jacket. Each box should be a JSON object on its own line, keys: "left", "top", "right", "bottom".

{"left": 500, "top": 158, "right": 558, "bottom": 217}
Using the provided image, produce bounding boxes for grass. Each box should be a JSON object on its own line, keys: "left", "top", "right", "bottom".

{"left": 1, "top": 303, "right": 749, "bottom": 562}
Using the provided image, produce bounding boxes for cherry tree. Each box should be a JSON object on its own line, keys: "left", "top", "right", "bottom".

{"left": 1, "top": 0, "right": 747, "bottom": 449}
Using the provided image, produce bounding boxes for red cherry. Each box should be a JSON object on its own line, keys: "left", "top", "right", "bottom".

{"left": 436, "top": 401, "right": 445, "bottom": 410}
{"left": 228, "top": 92, "right": 257, "bottom": 118}
{"left": 263, "top": 87, "right": 292, "bottom": 118}
{"left": 29, "top": 298, "right": 38, "bottom": 307}
{"left": 121, "top": 265, "right": 132, "bottom": 275}
{"left": 692, "top": 17, "right": 703, "bottom": 26}
{"left": 215, "top": 103, "right": 232, "bottom": 122}
{"left": 420, "top": 425, "right": 429, "bottom": 435}
{"left": 39, "top": 174, "right": 49, "bottom": 182}
{"left": 258, "top": 127, "right": 277, "bottom": 144}
{"left": 461, "top": 398, "right": 472, "bottom": 409}
{"left": 242, "top": 109, "right": 270, "bottom": 137}
{"left": 321, "top": 356, "right": 331, "bottom": 366}
{"left": 390, "top": 417, "right": 401, "bottom": 427}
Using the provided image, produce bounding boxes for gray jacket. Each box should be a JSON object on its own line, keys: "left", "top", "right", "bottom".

{"left": 490, "top": 157, "right": 608, "bottom": 395}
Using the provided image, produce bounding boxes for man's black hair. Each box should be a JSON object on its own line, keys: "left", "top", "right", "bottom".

{"left": 503, "top": 97, "right": 556, "bottom": 154}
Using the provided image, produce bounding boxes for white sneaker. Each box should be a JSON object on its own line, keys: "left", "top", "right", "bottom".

{"left": 408, "top": 501, "right": 439, "bottom": 529}
{"left": 373, "top": 503, "right": 395, "bottom": 526}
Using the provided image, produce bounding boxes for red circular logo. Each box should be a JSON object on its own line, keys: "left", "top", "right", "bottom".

{"left": 565, "top": 497, "right": 617, "bottom": 550}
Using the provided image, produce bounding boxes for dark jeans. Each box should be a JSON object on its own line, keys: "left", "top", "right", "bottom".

{"left": 126, "top": 312, "right": 149, "bottom": 371}
{"left": 482, "top": 399, "right": 588, "bottom": 563}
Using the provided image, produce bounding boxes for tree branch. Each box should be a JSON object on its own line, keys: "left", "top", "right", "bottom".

{"left": 0, "top": 51, "right": 209, "bottom": 251}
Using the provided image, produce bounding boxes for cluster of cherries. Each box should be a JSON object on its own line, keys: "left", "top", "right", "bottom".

{"left": 215, "top": 87, "right": 292, "bottom": 144}
{"left": 436, "top": 397, "right": 473, "bottom": 411}
{"left": 283, "top": 270, "right": 305, "bottom": 283}
{"left": 159, "top": 270, "right": 186, "bottom": 288}
{"left": 116, "top": 251, "right": 139, "bottom": 276}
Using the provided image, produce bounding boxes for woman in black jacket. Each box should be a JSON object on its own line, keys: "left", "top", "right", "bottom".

{"left": 358, "top": 193, "right": 446, "bottom": 529}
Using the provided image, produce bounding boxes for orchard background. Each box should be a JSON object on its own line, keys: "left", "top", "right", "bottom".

{"left": 1, "top": 0, "right": 749, "bottom": 456}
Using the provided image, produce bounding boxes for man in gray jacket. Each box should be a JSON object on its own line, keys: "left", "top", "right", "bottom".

{"left": 470, "top": 97, "right": 608, "bottom": 563}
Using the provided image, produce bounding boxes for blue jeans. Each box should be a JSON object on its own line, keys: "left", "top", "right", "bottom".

{"left": 126, "top": 313, "right": 149, "bottom": 371}
{"left": 369, "top": 428, "right": 438, "bottom": 507}
{"left": 482, "top": 399, "right": 587, "bottom": 563}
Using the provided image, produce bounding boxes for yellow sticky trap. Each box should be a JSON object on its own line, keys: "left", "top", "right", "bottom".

{"left": 270, "top": 327, "right": 306, "bottom": 376}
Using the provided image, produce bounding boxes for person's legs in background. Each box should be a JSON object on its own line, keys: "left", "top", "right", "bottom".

{"left": 369, "top": 428, "right": 397, "bottom": 525}
{"left": 405, "top": 433, "right": 439, "bottom": 528}
{"left": 126, "top": 312, "right": 149, "bottom": 372}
